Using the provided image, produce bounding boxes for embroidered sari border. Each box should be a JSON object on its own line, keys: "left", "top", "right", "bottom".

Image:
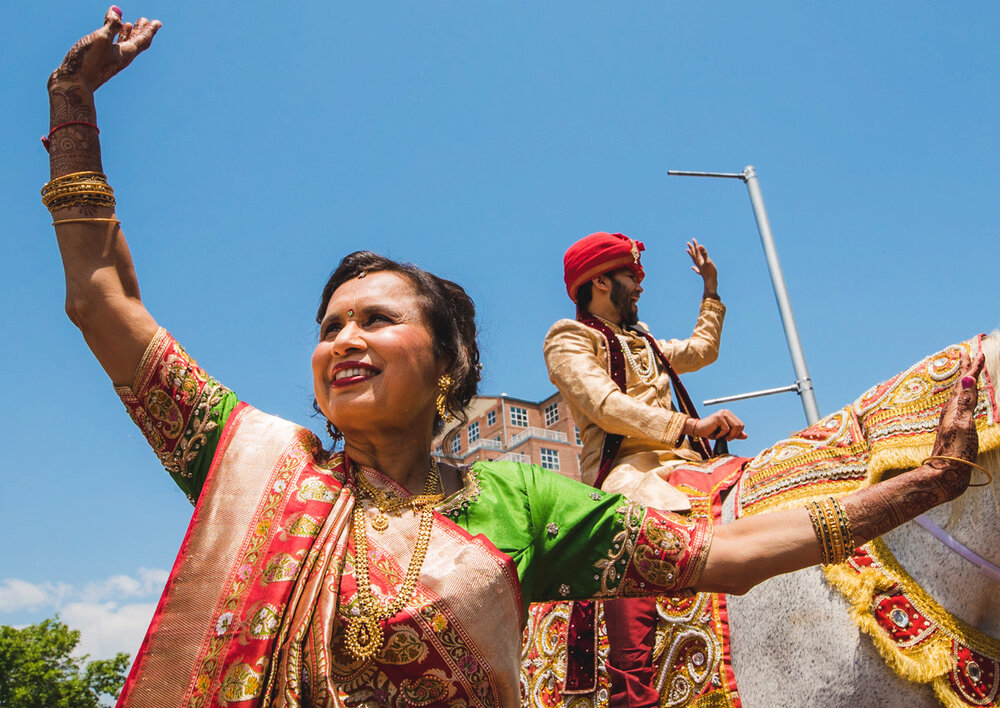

{"left": 118, "top": 401, "right": 252, "bottom": 706}
{"left": 119, "top": 405, "right": 318, "bottom": 707}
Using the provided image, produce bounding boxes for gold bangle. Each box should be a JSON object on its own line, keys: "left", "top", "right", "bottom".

{"left": 44, "top": 170, "right": 107, "bottom": 183}
{"left": 807, "top": 497, "right": 854, "bottom": 565}
{"left": 921, "top": 455, "right": 993, "bottom": 488}
{"left": 829, "top": 498, "right": 855, "bottom": 562}
{"left": 806, "top": 500, "right": 833, "bottom": 565}
{"left": 42, "top": 173, "right": 110, "bottom": 195}
{"left": 42, "top": 183, "right": 114, "bottom": 198}
{"left": 41, "top": 171, "right": 108, "bottom": 192}
{"left": 43, "top": 185, "right": 115, "bottom": 201}
{"left": 52, "top": 218, "right": 121, "bottom": 226}
{"left": 44, "top": 192, "right": 116, "bottom": 212}
{"left": 41, "top": 173, "right": 114, "bottom": 213}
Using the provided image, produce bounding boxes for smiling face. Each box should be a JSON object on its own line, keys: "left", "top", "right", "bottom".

{"left": 608, "top": 268, "right": 643, "bottom": 326}
{"left": 312, "top": 271, "right": 444, "bottom": 440}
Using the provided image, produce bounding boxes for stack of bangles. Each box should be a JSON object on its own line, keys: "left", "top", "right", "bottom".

{"left": 41, "top": 171, "right": 117, "bottom": 224}
{"left": 806, "top": 496, "right": 856, "bottom": 566}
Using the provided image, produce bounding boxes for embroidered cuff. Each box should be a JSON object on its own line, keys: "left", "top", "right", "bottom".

{"left": 662, "top": 414, "right": 688, "bottom": 447}
{"left": 115, "top": 328, "right": 232, "bottom": 479}
{"left": 114, "top": 327, "right": 169, "bottom": 399}
{"left": 700, "top": 297, "right": 726, "bottom": 315}
{"left": 617, "top": 507, "right": 713, "bottom": 595}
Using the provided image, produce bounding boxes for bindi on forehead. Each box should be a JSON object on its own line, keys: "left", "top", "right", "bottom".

{"left": 324, "top": 273, "right": 423, "bottom": 320}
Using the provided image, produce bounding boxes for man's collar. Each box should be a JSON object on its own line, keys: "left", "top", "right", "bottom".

{"left": 587, "top": 313, "right": 625, "bottom": 334}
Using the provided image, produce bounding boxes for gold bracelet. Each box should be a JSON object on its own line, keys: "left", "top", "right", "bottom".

{"left": 42, "top": 173, "right": 110, "bottom": 196}
{"left": 41, "top": 173, "right": 115, "bottom": 213}
{"left": 44, "top": 170, "right": 107, "bottom": 183}
{"left": 52, "top": 218, "right": 121, "bottom": 226}
{"left": 44, "top": 194, "right": 117, "bottom": 213}
{"left": 806, "top": 500, "right": 833, "bottom": 565}
{"left": 830, "top": 498, "right": 855, "bottom": 561}
{"left": 41, "top": 171, "right": 108, "bottom": 193}
{"left": 921, "top": 455, "right": 993, "bottom": 488}
{"left": 807, "top": 497, "right": 854, "bottom": 565}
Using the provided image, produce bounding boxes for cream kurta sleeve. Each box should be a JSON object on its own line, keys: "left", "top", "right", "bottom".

{"left": 544, "top": 319, "right": 689, "bottom": 446}
{"left": 655, "top": 297, "right": 726, "bottom": 375}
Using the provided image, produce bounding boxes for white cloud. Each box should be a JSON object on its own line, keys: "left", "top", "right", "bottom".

{"left": 60, "top": 601, "right": 159, "bottom": 660}
{"left": 0, "top": 578, "right": 73, "bottom": 612}
{"left": 0, "top": 569, "right": 167, "bottom": 660}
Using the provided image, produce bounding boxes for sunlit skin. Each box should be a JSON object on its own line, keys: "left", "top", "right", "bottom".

{"left": 312, "top": 271, "right": 455, "bottom": 495}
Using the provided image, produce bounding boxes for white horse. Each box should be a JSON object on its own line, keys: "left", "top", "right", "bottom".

{"left": 522, "top": 334, "right": 1000, "bottom": 707}
{"left": 724, "top": 334, "right": 1000, "bottom": 707}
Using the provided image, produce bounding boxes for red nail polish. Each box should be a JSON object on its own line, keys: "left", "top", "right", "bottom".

{"left": 112, "top": 6, "right": 122, "bottom": 17}
{"left": 961, "top": 375, "right": 976, "bottom": 389}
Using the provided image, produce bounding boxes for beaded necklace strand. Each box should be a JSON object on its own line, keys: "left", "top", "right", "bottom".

{"left": 345, "top": 461, "right": 442, "bottom": 661}
{"left": 615, "top": 333, "right": 659, "bottom": 384}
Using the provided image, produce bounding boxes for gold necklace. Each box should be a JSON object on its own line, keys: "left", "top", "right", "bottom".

{"left": 355, "top": 461, "right": 442, "bottom": 532}
{"left": 345, "top": 461, "right": 442, "bottom": 661}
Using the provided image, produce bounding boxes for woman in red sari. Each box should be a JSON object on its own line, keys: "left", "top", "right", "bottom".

{"left": 44, "top": 8, "right": 985, "bottom": 707}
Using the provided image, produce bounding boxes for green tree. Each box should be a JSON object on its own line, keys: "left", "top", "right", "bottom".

{"left": 0, "top": 618, "right": 129, "bottom": 707}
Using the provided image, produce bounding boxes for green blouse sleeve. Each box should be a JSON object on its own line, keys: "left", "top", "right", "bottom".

{"left": 457, "top": 462, "right": 713, "bottom": 607}
{"left": 115, "top": 328, "right": 239, "bottom": 504}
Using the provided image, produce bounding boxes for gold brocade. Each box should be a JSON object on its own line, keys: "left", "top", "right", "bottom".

{"left": 824, "top": 540, "right": 1000, "bottom": 708}
{"left": 736, "top": 336, "right": 1000, "bottom": 707}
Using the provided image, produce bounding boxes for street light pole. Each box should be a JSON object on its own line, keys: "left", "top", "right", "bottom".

{"left": 668, "top": 165, "right": 821, "bottom": 425}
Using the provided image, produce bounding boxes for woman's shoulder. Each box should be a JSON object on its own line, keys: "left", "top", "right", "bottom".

{"left": 467, "top": 459, "right": 596, "bottom": 498}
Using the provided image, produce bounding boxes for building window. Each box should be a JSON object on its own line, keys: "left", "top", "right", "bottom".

{"left": 450, "top": 436, "right": 461, "bottom": 456}
{"left": 468, "top": 421, "right": 480, "bottom": 444}
{"left": 487, "top": 410, "right": 496, "bottom": 426}
{"left": 574, "top": 426, "right": 581, "bottom": 446}
{"left": 510, "top": 406, "right": 528, "bottom": 427}
{"left": 544, "top": 402, "right": 559, "bottom": 426}
{"left": 540, "top": 448, "right": 560, "bottom": 470}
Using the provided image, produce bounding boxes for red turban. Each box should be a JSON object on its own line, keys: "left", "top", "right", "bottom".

{"left": 563, "top": 232, "right": 645, "bottom": 302}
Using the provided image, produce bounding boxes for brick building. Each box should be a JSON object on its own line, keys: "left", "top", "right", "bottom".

{"left": 433, "top": 392, "right": 584, "bottom": 482}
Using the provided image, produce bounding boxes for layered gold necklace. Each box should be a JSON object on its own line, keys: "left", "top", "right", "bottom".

{"left": 345, "top": 460, "right": 443, "bottom": 662}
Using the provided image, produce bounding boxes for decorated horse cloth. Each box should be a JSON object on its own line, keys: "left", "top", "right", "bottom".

{"left": 115, "top": 329, "right": 718, "bottom": 707}
{"left": 522, "top": 455, "right": 745, "bottom": 708}
{"left": 737, "top": 334, "right": 1000, "bottom": 708}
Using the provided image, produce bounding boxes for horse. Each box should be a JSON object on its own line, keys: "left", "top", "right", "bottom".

{"left": 521, "top": 333, "right": 1000, "bottom": 708}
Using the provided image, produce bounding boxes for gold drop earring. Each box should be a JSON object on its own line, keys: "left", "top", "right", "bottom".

{"left": 436, "top": 375, "right": 454, "bottom": 422}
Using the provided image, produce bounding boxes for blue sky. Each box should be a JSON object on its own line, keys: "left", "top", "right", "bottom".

{"left": 3, "top": 2, "right": 999, "bottom": 661}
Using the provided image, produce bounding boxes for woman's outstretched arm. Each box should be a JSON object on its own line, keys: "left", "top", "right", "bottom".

{"left": 46, "top": 7, "right": 162, "bottom": 385}
{"left": 697, "top": 353, "right": 984, "bottom": 595}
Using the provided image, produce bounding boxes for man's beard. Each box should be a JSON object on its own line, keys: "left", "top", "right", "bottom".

{"left": 610, "top": 278, "right": 639, "bottom": 326}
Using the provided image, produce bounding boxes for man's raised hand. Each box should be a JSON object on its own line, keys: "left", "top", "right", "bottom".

{"left": 686, "top": 239, "right": 718, "bottom": 298}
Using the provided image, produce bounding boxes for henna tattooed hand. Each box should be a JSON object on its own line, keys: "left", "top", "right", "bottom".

{"left": 926, "top": 352, "right": 985, "bottom": 501}
{"left": 48, "top": 6, "right": 161, "bottom": 93}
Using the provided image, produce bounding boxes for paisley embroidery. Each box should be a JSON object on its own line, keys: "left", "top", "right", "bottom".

{"left": 285, "top": 513, "right": 321, "bottom": 538}
{"left": 381, "top": 626, "right": 429, "bottom": 665}
{"left": 261, "top": 553, "right": 300, "bottom": 584}
{"left": 246, "top": 603, "right": 280, "bottom": 639}
{"left": 630, "top": 544, "right": 682, "bottom": 588}
{"left": 296, "top": 476, "right": 338, "bottom": 504}
{"left": 145, "top": 389, "right": 183, "bottom": 439}
{"left": 399, "top": 670, "right": 452, "bottom": 705}
{"left": 218, "top": 658, "right": 266, "bottom": 702}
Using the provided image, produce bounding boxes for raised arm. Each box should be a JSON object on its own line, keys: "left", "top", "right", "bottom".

{"left": 697, "top": 353, "right": 984, "bottom": 595}
{"left": 45, "top": 7, "right": 162, "bottom": 385}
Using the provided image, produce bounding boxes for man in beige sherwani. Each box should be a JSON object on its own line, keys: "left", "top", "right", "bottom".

{"left": 544, "top": 230, "right": 746, "bottom": 708}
